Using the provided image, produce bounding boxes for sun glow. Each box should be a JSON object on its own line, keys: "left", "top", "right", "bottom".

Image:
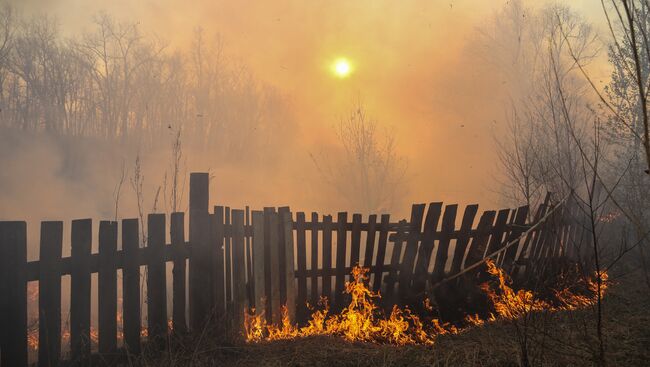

{"left": 332, "top": 58, "right": 353, "bottom": 78}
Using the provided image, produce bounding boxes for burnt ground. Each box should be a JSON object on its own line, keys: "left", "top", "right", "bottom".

{"left": 136, "top": 270, "right": 650, "bottom": 367}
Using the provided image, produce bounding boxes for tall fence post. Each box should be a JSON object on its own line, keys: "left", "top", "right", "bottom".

{"left": 0, "top": 221, "right": 28, "bottom": 367}
{"left": 189, "top": 172, "right": 212, "bottom": 333}
{"left": 147, "top": 214, "right": 167, "bottom": 341}
{"left": 98, "top": 221, "right": 118, "bottom": 360}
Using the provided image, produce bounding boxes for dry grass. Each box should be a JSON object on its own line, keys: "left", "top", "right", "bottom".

{"left": 136, "top": 271, "right": 650, "bottom": 367}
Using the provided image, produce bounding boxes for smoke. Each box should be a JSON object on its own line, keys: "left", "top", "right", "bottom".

{"left": 0, "top": 0, "right": 607, "bottom": 234}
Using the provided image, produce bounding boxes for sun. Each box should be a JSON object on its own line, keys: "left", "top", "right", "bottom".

{"left": 332, "top": 58, "right": 353, "bottom": 78}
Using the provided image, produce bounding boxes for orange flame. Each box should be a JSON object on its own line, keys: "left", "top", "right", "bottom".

{"left": 245, "top": 261, "right": 609, "bottom": 345}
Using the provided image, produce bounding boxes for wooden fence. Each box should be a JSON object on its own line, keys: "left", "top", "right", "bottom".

{"left": 0, "top": 172, "right": 584, "bottom": 366}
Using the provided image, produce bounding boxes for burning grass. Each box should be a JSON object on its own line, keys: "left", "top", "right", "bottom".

{"left": 244, "top": 260, "right": 608, "bottom": 346}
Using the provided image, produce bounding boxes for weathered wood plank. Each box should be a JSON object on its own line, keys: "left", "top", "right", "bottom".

{"left": 501, "top": 206, "right": 529, "bottom": 271}
{"left": 334, "top": 212, "right": 348, "bottom": 311}
{"left": 310, "top": 212, "right": 319, "bottom": 306}
{"left": 321, "top": 215, "right": 333, "bottom": 304}
{"left": 39, "top": 221, "right": 63, "bottom": 367}
{"left": 372, "top": 214, "right": 391, "bottom": 293}
{"left": 231, "top": 209, "right": 247, "bottom": 332}
{"left": 412, "top": 203, "right": 442, "bottom": 294}
{"left": 464, "top": 211, "right": 496, "bottom": 268}
{"left": 251, "top": 211, "right": 265, "bottom": 316}
{"left": 449, "top": 205, "right": 479, "bottom": 274}
{"left": 147, "top": 214, "right": 167, "bottom": 341}
{"left": 171, "top": 213, "right": 187, "bottom": 335}
{"left": 398, "top": 204, "right": 426, "bottom": 300}
{"left": 122, "top": 218, "right": 141, "bottom": 355}
{"left": 265, "top": 208, "right": 282, "bottom": 324}
{"left": 431, "top": 205, "right": 458, "bottom": 283}
{"left": 70, "top": 219, "right": 92, "bottom": 364}
{"left": 363, "top": 215, "right": 378, "bottom": 268}
{"left": 279, "top": 207, "right": 296, "bottom": 323}
{"left": 295, "top": 212, "right": 307, "bottom": 321}
{"left": 350, "top": 214, "right": 362, "bottom": 267}
{"left": 0, "top": 221, "right": 28, "bottom": 367}
{"left": 225, "top": 207, "right": 232, "bottom": 311}
{"left": 212, "top": 207, "right": 226, "bottom": 321}
{"left": 98, "top": 221, "right": 118, "bottom": 357}
{"left": 385, "top": 219, "right": 407, "bottom": 301}
{"left": 189, "top": 172, "right": 212, "bottom": 332}
{"left": 483, "top": 209, "right": 510, "bottom": 259}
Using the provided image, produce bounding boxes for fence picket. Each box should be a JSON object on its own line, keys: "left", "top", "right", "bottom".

{"left": 295, "top": 212, "right": 307, "bottom": 321}
{"left": 399, "top": 204, "right": 426, "bottom": 300}
{"left": 189, "top": 172, "right": 212, "bottom": 332}
{"left": 350, "top": 214, "right": 362, "bottom": 267}
{"left": 171, "top": 213, "right": 187, "bottom": 335}
{"left": 412, "top": 203, "right": 442, "bottom": 294}
{"left": 450, "top": 205, "right": 479, "bottom": 275}
{"left": 334, "top": 212, "right": 348, "bottom": 311}
{"left": 279, "top": 207, "right": 296, "bottom": 323}
{"left": 147, "top": 214, "right": 167, "bottom": 341}
{"left": 212, "top": 207, "right": 226, "bottom": 321}
{"left": 0, "top": 221, "right": 28, "bottom": 367}
{"left": 363, "top": 214, "right": 377, "bottom": 268}
{"left": 122, "top": 218, "right": 141, "bottom": 355}
{"left": 251, "top": 211, "right": 266, "bottom": 316}
{"left": 372, "top": 214, "right": 390, "bottom": 293}
{"left": 310, "top": 212, "right": 319, "bottom": 307}
{"left": 231, "top": 209, "right": 247, "bottom": 332}
{"left": 322, "top": 215, "right": 333, "bottom": 304}
{"left": 265, "top": 208, "right": 282, "bottom": 324}
{"left": 70, "top": 219, "right": 92, "bottom": 363}
{"left": 431, "top": 205, "right": 458, "bottom": 283}
{"left": 98, "top": 221, "right": 117, "bottom": 357}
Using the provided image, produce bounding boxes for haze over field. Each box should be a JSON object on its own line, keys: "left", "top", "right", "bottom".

{"left": 0, "top": 0, "right": 609, "bottom": 238}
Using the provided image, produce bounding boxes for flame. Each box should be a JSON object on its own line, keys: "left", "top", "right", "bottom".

{"left": 245, "top": 261, "right": 608, "bottom": 345}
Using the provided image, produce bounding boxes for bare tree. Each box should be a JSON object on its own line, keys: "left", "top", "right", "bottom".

{"left": 311, "top": 102, "right": 408, "bottom": 214}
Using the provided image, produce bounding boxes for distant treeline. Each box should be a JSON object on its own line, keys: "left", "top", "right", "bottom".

{"left": 0, "top": 6, "right": 293, "bottom": 160}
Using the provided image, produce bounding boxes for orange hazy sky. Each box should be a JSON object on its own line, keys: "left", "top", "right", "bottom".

{"left": 11, "top": 0, "right": 609, "bottom": 212}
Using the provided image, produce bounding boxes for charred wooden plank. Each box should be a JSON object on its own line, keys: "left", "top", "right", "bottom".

{"left": 98, "top": 221, "right": 118, "bottom": 357}
{"left": 398, "top": 204, "right": 426, "bottom": 301}
{"left": 122, "top": 218, "right": 141, "bottom": 355}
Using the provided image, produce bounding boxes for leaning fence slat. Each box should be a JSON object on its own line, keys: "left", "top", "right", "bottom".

{"left": 279, "top": 207, "right": 296, "bottom": 323}
{"left": 334, "top": 212, "right": 348, "bottom": 311}
{"left": 431, "top": 205, "right": 458, "bottom": 283}
{"left": 483, "top": 209, "right": 510, "bottom": 259}
{"left": 189, "top": 172, "right": 212, "bottom": 332}
{"left": 372, "top": 214, "right": 391, "bottom": 292}
{"left": 147, "top": 214, "right": 167, "bottom": 341}
{"left": 0, "top": 221, "right": 28, "bottom": 367}
{"left": 385, "top": 219, "right": 407, "bottom": 301}
{"left": 449, "top": 205, "right": 479, "bottom": 275}
{"left": 38, "top": 222, "right": 63, "bottom": 367}
{"left": 122, "top": 218, "right": 141, "bottom": 354}
{"left": 322, "top": 215, "right": 333, "bottom": 303}
{"left": 412, "top": 203, "right": 442, "bottom": 294}
{"left": 464, "top": 211, "right": 496, "bottom": 268}
{"left": 501, "top": 206, "right": 528, "bottom": 271}
{"left": 231, "top": 209, "right": 247, "bottom": 331}
{"left": 98, "top": 221, "right": 118, "bottom": 357}
{"left": 171, "top": 212, "right": 187, "bottom": 335}
{"left": 310, "top": 212, "right": 320, "bottom": 306}
{"left": 70, "top": 219, "right": 92, "bottom": 363}
{"left": 363, "top": 214, "right": 378, "bottom": 268}
{"left": 251, "top": 211, "right": 266, "bottom": 316}
{"left": 399, "top": 204, "right": 426, "bottom": 300}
